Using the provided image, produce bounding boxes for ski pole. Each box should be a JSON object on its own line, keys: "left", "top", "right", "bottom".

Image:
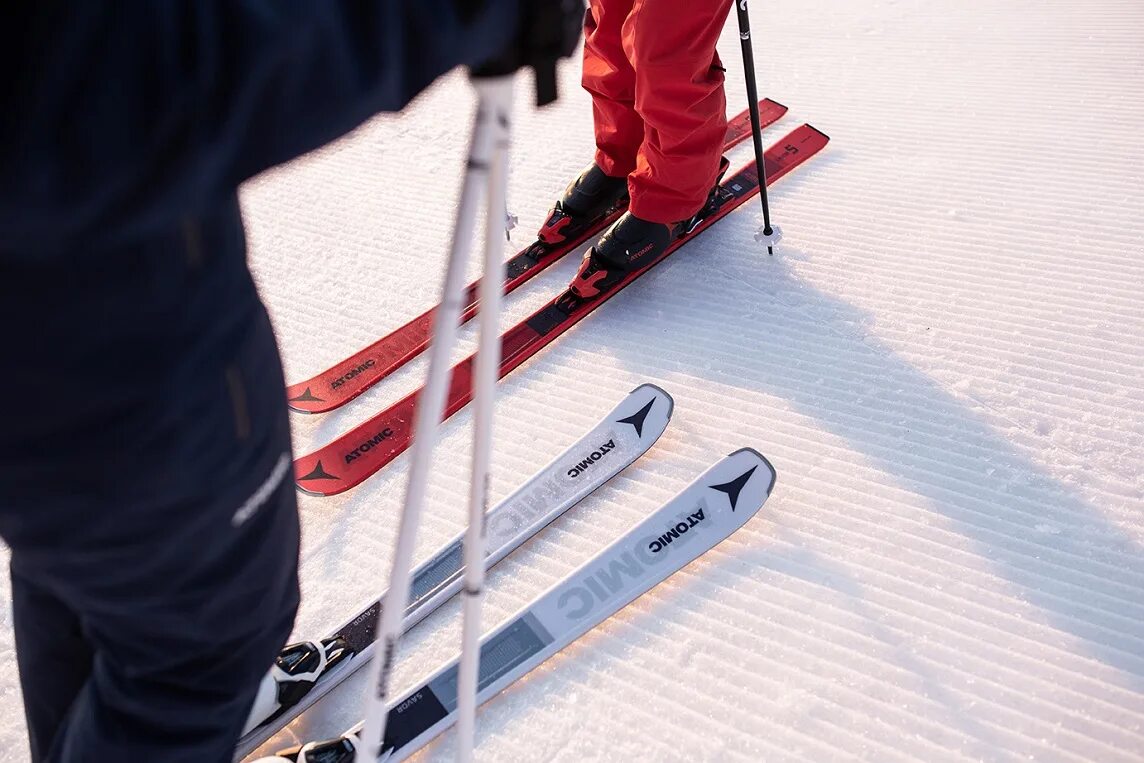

{"left": 357, "top": 74, "right": 514, "bottom": 761}
{"left": 456, "top": 74, "right": 513, "bottom": 763}
{"left": 735, "top": 0, "right": 780, "bottom": 254}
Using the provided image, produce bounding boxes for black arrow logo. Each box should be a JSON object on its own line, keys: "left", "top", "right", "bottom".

{"left": 297, "top": 460, "right": 339, "bottom": 482}
{"left": 289, "top": 387, "right": 324, "bottom": 403}
{"left": 710, "top": 466, "right": 757, "bottom": 511}
{"left": 617, "top": 398, "right": 656, "bottom": 438}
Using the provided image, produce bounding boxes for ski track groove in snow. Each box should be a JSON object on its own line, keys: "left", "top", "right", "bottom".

{"left": 746, "top": 506, "right": 1144, "bottom": 701}
{"left": 612, "top": 595, "right": 1126, "bottom": 761}
{"left": 614, "top": 268, "right": 1143, "bottom": 489}
{"left": 594, "top": 313, "right": 1140, "bottom": 513}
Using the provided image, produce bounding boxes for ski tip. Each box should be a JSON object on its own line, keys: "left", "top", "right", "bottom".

{"left": 293, "top": 459, "right": 352, "bottom": 498}
{"left": 285, "top": 384, "right": 335, "bottom": 414}
{"left": 295, "top": 482, "right": 330, "bottom": 497}
{"left": 286, "top": 399, "right": 342, "bottom": 415}
{"left": 763, "top": 97, "right": 788, "bottom": 113}
{"left": 629, "top": 382, "right": 675, "bottom": 417}
{"left": 294, "top": 476, "right": 354, "bottom": 498}
{"left": 805, "top": 123, "right": 831, "bottom": 143}
{"left": 614, "top": 383, "right": 674, "bottom": 441}
{"left": 294, "top": 480, "right": 338, "bottom": 497}
{"left": 725, "top": 447, "right": 778, "bottom": 496}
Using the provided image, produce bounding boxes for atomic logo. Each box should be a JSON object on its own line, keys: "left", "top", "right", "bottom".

{"left": 298, "top": 460, "right": 339, "bottom": 482}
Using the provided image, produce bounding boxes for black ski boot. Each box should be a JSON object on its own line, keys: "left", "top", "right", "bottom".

{"left": 568, "top": 157, "right": 730, "bottom": 300}
{"left": 566, "top": 213, "right": 686, "bottom": 299}
{"left": 536, "top": 163, "right": 629, "bottom": 246}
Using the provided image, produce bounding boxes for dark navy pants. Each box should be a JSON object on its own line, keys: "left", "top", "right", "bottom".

{"left": 0, "top": 278, "right": 301, "bottom": 762}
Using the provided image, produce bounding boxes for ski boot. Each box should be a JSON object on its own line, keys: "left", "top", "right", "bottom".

{"left": 257, "top": 733, "right": 366, "bottom": 763}
{"left": 241, "top": 637, "right": 351, "bottom": 735}
{"left": 567, "top": 156, "right": 731, "bottom": 300}
{"left": 535, "top": 163, "right": 630, "bottom": 247}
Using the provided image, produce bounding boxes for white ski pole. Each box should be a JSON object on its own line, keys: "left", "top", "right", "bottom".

{"left": 456, "top": 74, "right": 512, "bottom": 763}
{"left": 358, "top": 75, "right": 511, "bottom": 761}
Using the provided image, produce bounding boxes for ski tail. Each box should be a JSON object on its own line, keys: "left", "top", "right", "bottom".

{"left": 294, "top": 123, "right": 829, "bottom": 497}
{"left": 273, "top": 449, "right": 776, "bottom": 762}
{"left": 284, "top": 99, "right": 788, "bottom": 415}
{"left": 236, "top": 384, "right": 673, "bottom": 758}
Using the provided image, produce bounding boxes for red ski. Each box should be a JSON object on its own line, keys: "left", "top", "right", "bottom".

{"left": 285, "top": 99, "right": 789, "bottom": 414}
{"left": 294, "top": 124, "right": 829, "bottom": 496}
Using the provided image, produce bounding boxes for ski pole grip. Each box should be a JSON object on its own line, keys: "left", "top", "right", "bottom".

{"left": 470, "top": 0, "right": 583, "bottom": 106}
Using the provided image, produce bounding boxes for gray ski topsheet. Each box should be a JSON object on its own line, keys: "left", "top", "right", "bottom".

{"left": 309, "top": 447, "right": 776, "bottom": 762}
{"left": 237, "top": 383, "right": 673, "bottom": 758}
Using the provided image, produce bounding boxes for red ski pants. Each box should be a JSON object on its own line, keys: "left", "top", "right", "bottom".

{"left": 582, "top": 0, "right": 731, "bottom": 224}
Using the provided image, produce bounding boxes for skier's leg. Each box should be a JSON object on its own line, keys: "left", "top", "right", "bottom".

{"left": 11, "top": 564, "right": 93, "bottom": 760}
{"left": 567, "top": 0, "right": 733, "bottom": 293}
{"left": 583, "top": 0, "right": 642, "bottom": 177}
{"left": 6, "top": 304, "right": 302, "bottom": 762}
{"left": 535, "top": 0, "right": 639, "bottom": 245}
{"left": 44, "top": 468, "right": 298, "bottom": 762}
{"left": 44, "top": 462, "right": 299, "bottom": 761}
{"left": 624, "top": 0, "right": 731, "bottom": 224}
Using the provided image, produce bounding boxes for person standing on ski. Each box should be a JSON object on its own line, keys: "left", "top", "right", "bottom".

{"left": 0, "top": 3, "right": 578, "bottom": 761}
{"left": 537, "top": 0, "right": 733, "bottom": 296}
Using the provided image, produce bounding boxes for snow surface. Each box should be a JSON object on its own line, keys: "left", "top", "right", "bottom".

{"left": 3, "top": 0, "right": 1143, "bottom": 761}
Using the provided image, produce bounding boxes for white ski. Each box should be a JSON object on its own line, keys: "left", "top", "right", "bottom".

{"left": 255, "top": 447, "right": 776, "bottom": 763}
{"left": 237, "top": 383, "right": 673, "bottom": 758}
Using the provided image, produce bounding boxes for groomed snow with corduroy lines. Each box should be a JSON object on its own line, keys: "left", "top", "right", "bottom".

{"left": 3, "top": 1, "right": 1142, "bottom": 760}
